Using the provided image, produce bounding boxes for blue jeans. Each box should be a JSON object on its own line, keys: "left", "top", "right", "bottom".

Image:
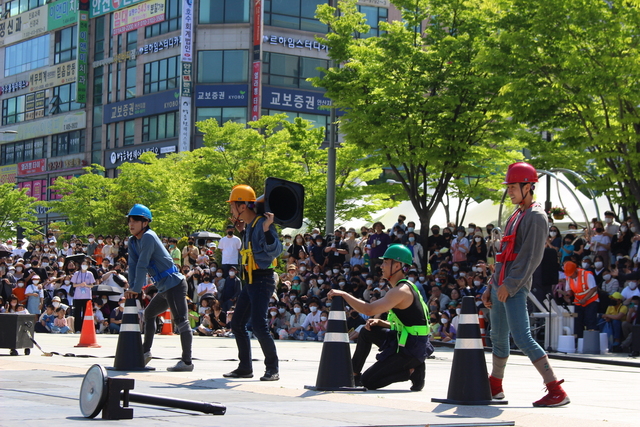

{"left": 231, "top": 272, "right": 279, "bottom": 373}
{"left": 490, "top": 286, "right": 546, "bottom": 362}
{"left": 599, "top": 319, "right": 623, "bottom": 342}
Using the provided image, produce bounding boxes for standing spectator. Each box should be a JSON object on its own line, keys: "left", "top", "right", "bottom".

{"left": 426, "top": 225, "right": 446, "bottom": 255}
{"left": 71, "top": 258, "right": 96, "bottom": 333}
{"left": 468, "top": 232, "right": 488, "bottom": 265}
{"left": 343, "top": 229, "right": 358, "bottom": 262}
{"left": 562, "top": 261, "right": 598, "bottom": 339}
{"left": 406, "top": 231, "right": 424, "bottom": 272}
{"left": 168, "top": 238, "right": 181, "bottom": 265}
{"left": 590, "top": 222, "right": 612, "bottom": 269}
{"left": 603, "top": 211, "right": 620, "bottom": 238}
{"left": 390, "top": 215, "right": 407, "bottom": 237}
{"left": 286, "top": 234, "right": 309, "bottom": 265}
{"left": 25, "top": 276, "right": 43, "bottom": 318}
{"left": 450, "top": 227, "right": 470, "bottom": 266}
{"left": 324, "top": 230, "right": 349, "bottom": 267}
{"left": 218, "top": 225, "right": 242, "bottom": 277}
{"left": 310, "top": 235, "right": 328, "bottom": 269}
{"left": 366, "top": 222, "right": 391, "bottom": 260}
{"left": 182, "top": 238, "right": 199, "bottom": 267}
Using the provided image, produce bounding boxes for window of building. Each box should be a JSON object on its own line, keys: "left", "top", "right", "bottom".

{"left": 196, "top": 107, "right": 247, "bottom": 126}
{"left": 4, "top": 34, "right": 49, "bottom": 77}
{"left": 54, "top": 25, "right": 77, "bottom": 64}
{"left": 145, "top": 0, "right": 181, "bottom": 38}
{"left": 197, "top": 50, "right": 249, "bottom": 83}
{"left": 199, "top": 0, "right": 250, "bottom": 24}
{"left": 125, "top": 31, "right": 138, "bottom": 99}
{"left": 262, "top": 52, "right": 327, "bottom": 90}
{"left": 356, "top": 5, "right": 387, "bottom": 38}
{"left": 2, "top": 89, "right": 47, "bottom": 125}
{"left": 143, "top": 56, "right": 180, "bottom": 94}
{"left": 94, "top": 16, "right": 106, "bottom": 61}
{"left": 262, "top": 108, "right": 329, "bottom": 139}
{"left": 50, "top": 83, "right": 84, "bottom": 114}
{"left": 0, "top": 137, "right": 46, "bottom": 166}
{"left": 142, "top": 112, "right": 178, "bottom": 142}
{"left": 4, "top": 0, "right": 45, "bottom": 17}
{"left": 264, "top": 0, "right": 327, "bottom": 33}
{"left": 124, "top": 119, "right": 135, "bottom": 146}
{"left": 51, "top": 130, "right": 84, "bottom": 157}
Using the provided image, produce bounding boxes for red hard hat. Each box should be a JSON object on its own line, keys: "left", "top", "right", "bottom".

{"left": 503, "top": 162, "right": 538, "bottom": 184}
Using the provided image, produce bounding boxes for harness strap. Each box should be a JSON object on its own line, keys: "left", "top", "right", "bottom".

{"left": 387, "top": 280, "right": 430, "bottom": 349}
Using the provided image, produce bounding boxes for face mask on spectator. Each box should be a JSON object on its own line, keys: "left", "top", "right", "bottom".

{"left": 441, "top": 318, "right": 448, "bottom": 324}
{"left": 460, "top": 272, "right": 466, "bottom": 277}
{"left": 216, "top": 272, "right": 223, "bottom": 277}
{"left": 621, "top": 226, "right": 628, "bottom": 232}
{"left": 317, "top": 279, "right": 324, "bottom": 284}
{"left": 594, "top": 261, "right": 604, "bottom": 269}
{"left": 81, "top": 264, "right": 89, "bottom": 271}
{"left": 582, "top": 262, "right": 590, "bottom": 269}
{"left": 458, "top": 232, "right": 465, "bottom": 238}
{"left": 604, "top": 217, "right": 613, "bottom": 223}
{"left": 229, "top": 271, "right": 236, "bottom": 277}
{"left": 88, "top": 238, "right": 95, "bottom": 243}
{"left": 353, "top": 250, "right": 360, "bottom": 255}
{"left": 409, "top": 237, "right": 415, "bottom": 243}
{"left": 294, "top": 307, "right": 301, "bottom": 314}
{"left": 474, "top": 280, "right": 482, "bottom": 286}
{"left": 16, "top": 267, "right": 23, "bottom": 272}
{"left": 299, "top": 266, "right": 307, "bottom": 272}
{"left": 309, "top": 306, "right": 318, "bottom": 313}
{"left": 631, "top": 226, "right": 637, "bottom": 233}
{"left": 32, "top": 279, "right": 40, "bottom": 284}
{"left": 629, "top": 282, "right": 638, "bottom": 290}
{"left": 17, "top": 282, "right": 24, "bottom": 287}
{"left": 549, "top": 231, "right": 557, "bottom": 237}
{"left": 603, "top": 274, "right": 612, "bottom": 281}
{"left": 320, "top": 316, "right": 327, "bottom": 322}
{"left": 339, "top": 281, "right": 346, "bottom": 287}
{"left": 53, "top": 302, "right": 60, "bottom": 308}
{"left": 452, "top": 266, "right": 459, "bottom": 272}
{"left": 366, "top": 279, "right": 373, "bottom": 285}
{"left": 270, "top": 311, "right": 277, "bottom": 317}
{"left": 98, "top": 239, "right": 104, "bottom": 244}
{"left": 278, "top": 308, "right": 286, "bottom": 314}
{"left": 64, "top": 280, "right": 71, "bottom": 285}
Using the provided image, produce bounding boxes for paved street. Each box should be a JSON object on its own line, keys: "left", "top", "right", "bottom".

{"left": 0, "top": 333, "right": 638, "bottom": 427}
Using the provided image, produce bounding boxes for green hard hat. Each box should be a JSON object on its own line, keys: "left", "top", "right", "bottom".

{"left": 380, "top": 244, "right": 413, "bottom": 265}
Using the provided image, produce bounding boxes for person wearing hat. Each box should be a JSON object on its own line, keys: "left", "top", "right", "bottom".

{"left": 562, "top": 260, "right": 598, "bottom": 339}
{"left": 481, "top": 162, "right": 570, "bottom": 407}
{"left": 223, "top": 184, "right": 283, "bottom": 381}
{"left": 123, "top": 204, "right": 193, "bottom": 372}
{"left": 601, "top": 292, "right": 628, "bottom": 352}
{"left": 328, "top": 244, "right": 433, "bottom": 391}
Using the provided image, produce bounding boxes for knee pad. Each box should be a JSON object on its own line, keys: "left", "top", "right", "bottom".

{"left": 176, "top": 320, "right": 190, "bottom": 334}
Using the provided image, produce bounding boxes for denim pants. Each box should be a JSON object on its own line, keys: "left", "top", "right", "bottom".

{"left": 231, "top": 272, "right": 279, "bottom": 373}
{"left": 490, "top": 286, "right": 546, "bottom": 362}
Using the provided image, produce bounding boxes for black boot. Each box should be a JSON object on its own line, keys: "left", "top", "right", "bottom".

{"left": 410, "top": 362, "right": 425, "bottom": 391}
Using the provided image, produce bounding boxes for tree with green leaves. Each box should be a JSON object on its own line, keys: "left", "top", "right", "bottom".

{"left": 197, "top": 114, "right": 387, "bottom": 232}
{"left": 313, "top": 0, "right": 522, "bottom": 239}
{"left": 0, "top": 183, "right": 38, "bottom": 240}
{"left": 488, "top": 0, "right": 640, "bottom": 222}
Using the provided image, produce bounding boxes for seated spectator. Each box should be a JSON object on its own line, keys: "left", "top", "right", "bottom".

{"left": 600, "top": 292, "right": 627, "bottom": 352}
{"left": 621, "top": 295, "right": 639, "bottom": 355}
{"left": 188, "top": 302, "right": 200, "bottom": 331}
{"left": 429, "top": 312, "right": 442, "bottom": 341}
{"left": 621, "top": 280, "right": 640, "bottom": 304}
{"left": 347, "top": 306, "right": 366, "bottom": 342}
{"left": 51, "top": 307, "right": 72, "bottom": 333}
{"left": 439, "top": 311, "right": 456, "bottom": 343}
{"left": 93, "top": 299, "right": 108, "bottom": 334}
{"left": 601, "top": 269, "right": 619, "bottom": 295}
{"left": 299, "top": 299, "right": 322, "bottom": 340}
{"left": 108, "top": 298, "right": 125, "bottom": 334}
{"left": 36, "top": 305, "right": 56, "bottom": 333}
{"left": 287, "top": 301, "right": 306, "bottom": 339}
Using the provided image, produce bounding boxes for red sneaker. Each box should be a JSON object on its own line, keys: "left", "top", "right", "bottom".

{"left": 489, "top": 375, "right": 505, "bottom": 399}
{"left": 533, "top": 379, "right": 570, "bottom": 407}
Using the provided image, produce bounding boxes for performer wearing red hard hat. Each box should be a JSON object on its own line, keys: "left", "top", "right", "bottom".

{"left": 481, "top": 162, "right": 570, "bottom": 407}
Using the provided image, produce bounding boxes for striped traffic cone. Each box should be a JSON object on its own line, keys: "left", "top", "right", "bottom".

{"left": 75, "top": 300, "right": 101, "bottom": 348}
{"left": 107, "top": 298, "right": 154, "bottom": 371}
{"left": 432, "top": 296, "right": 506, "bottom": 405}
{"left": 160, "top": 309, "right": 174, "bottom": 335}
{"left": 304, "top": 296, "right": 366, "bottom": 391}
{"left": 478, "top": 310, "right": 487, "bottom": 346}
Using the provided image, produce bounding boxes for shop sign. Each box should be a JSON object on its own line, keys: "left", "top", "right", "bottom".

{"left": 17, "top": 158, "right": 46, "bottom": 176}
{"left": 195, "top": 84, "right": 248, "bottom": 107}
{"left": 103, "top": 90, "right": 179, "bottom": 124}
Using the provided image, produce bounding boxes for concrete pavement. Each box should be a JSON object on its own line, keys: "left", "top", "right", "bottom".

{"left": 0, "top": 333, "right": 638, "bottom": 427}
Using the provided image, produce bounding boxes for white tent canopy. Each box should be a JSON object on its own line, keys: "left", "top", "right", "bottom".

{"left": 337, "top": 172, "right": 614, "bottom": 233}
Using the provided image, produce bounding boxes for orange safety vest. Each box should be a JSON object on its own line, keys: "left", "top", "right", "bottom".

{"left": 568, "top": 269, "right": 598, "bottom": 307}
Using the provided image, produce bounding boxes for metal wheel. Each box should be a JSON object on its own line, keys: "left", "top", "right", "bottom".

{"left": 79, "top": 364, "right": 108, "bottom": 418}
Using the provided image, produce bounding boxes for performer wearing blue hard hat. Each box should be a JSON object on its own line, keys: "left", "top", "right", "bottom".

{"left": 124, "top": 204, "right": 193, "bottom": 372}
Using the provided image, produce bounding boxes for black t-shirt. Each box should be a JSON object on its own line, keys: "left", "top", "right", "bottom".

{"left": 325, "top": 238, "right": 348, "bottom": 266}
{"left": 427, "top": 234, "right": 447, "bottom": 252}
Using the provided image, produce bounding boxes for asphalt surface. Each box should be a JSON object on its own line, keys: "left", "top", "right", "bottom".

{"left": 0, "top": 333, "right": 638, "bottom": 427}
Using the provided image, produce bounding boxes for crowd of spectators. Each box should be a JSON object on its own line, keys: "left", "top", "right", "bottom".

{"left": 0, "top": 210, "right": 638, "bottom": 354}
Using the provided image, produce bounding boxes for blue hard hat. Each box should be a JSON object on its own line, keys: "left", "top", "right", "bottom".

{"left": 127, "top": 204, "right": 152, "bottom": 222}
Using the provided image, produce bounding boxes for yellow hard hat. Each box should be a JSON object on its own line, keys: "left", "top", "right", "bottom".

{"left": 227, "top": 184, "right": 257, "bottom": 203}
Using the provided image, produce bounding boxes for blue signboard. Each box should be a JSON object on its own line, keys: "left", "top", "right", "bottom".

{"left": 262, "top": 86, "right": 333, "bottom": 116}
{"left": 103, "top": 90, "right": 180, "bottom": 124}
{"left": 195, "top": 84, "right": 249, "bottom": 107}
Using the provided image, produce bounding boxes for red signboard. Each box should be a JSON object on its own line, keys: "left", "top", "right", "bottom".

{"left": 253, "top": 0, "right": 262, "bottom": 47}
{"left": 17, "top": 158, "right": 47, "bottom": 176}
{"left": 251, "top": 61, "right": 261, "bottom": 121}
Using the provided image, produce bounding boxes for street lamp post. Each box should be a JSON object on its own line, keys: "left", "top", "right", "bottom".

{"left": 325, "top": 0, "right": 338, "bottom": 235}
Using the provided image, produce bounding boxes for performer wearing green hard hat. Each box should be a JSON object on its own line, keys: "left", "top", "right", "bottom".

{"left": 328, "top": 244, "right": 433, "bottom": 391}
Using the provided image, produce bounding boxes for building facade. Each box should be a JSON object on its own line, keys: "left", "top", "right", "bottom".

{"left": 0, "top": 0, "right": 397, "bottom": 226}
